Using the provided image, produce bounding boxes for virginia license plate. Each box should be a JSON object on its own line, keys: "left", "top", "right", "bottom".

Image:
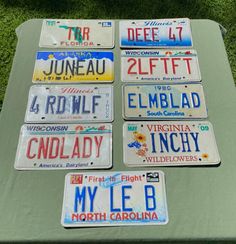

{"left": 61, "top": 171, "right": 168, "bottom": 227}
{"left": 120, "top": 18, "right": 192, "bottom": 48}
{"left": 39, "top": 19, "right": 114, "bottom": 48}
{"left": 25, "top": 85, "right": 113, "bottom": 123}
{"left": 123, "top": 84, "right": 207, "bottom": 119}
{"left": 32, "top": 51, "right": 114, "bottom": 83}
{"left": 121, "top": 50, "right": 201, "bottom": 82}
{"left": 14, "top": 124, "right": 112, "bottom": 170}
{"left": 123, "top": 121, "right": 220, "bottom": 166}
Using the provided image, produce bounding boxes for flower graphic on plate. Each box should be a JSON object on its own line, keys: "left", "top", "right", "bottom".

{"left": 201, "top": 153, "right": 209, "bottom": 159}
{"left": 134, "top": 132, "right": 146, "bottom": 143}
{"left": 128, "top": 131, "right": 148, "bottom": 157}
{"left": 48, "top": 54, "right": 54, "bottom": 59}
{"left": 137, "top": 148, "right": 146, "bottom": 156}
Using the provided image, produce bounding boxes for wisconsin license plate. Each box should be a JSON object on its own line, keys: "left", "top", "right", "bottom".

{"left": 33, "top": 51, "right": 114, "bottom": 83}
{"left": 123, "top": 121, "right": 220, "bottom": 166}
{"left": 120, "top": 18, "right": 192, "bottom": 48}
{"left": 25, "top": 85, "right": 113, "bottom": 123}
{"left": 121, "top": 50, "right": 201, "bottom": 82}
{"left": 61, "top": 171, "right": 168, "bottom": 227}
{"left": 123, "top": 84, "right": 207, "bottom": 120}
{"left": 14, "top": 124, "right": 112, "bottom": 170}
{"left": 39, "top": 19, "right": 114, "bottom": 48}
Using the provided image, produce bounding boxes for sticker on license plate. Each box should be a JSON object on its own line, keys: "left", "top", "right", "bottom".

{"left": 120, "top": 18, "right": 193, "bottom": 48}
{"left": 123, "top": 121, "right": 220, "bottom": 166}
{"left": 32, "top": 51, "right": 114, "bottom": 83}
{"left": 14, "top": 124, "right": 112, "bottom": 170}
{"left": 39, "top": 19, "right": 114, "bottom": 48}
{"left": 121, "top": 49, "right": 201, "bottom": 82}
{"left": 61, "top": 171, "right": 168, "bottom": 227}
{"left": 25, "top": 85, "right": 113, "bottom": 123}
{"left": 123, "top": 84, "right": 207, "bottom": 119}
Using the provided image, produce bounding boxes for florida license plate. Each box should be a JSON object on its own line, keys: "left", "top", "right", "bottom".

{"left": 33, "top": 51, "right": 114, "bottom": 83}
{"left": 121, "top": 50, "right": 201, "bottom": 82}
{"left": 61, "top": 171, "right": 168, "bottom": 227}
{"left": 25, "top": 85, "right": 113, "bottom": 123}
{"left": 14, "top": 124, "right": 112, "bottom": 170}
{"left": 123, "top": 121, "right": 220, "bottom": 166}
{"left": 120, "top": 18, "right": 192, "bottom": 48}
{"left": 123, "top": 84, "right": 207, "bottom": 120}
{"left": 39, "top": 19, "right": 114, "bottom": 48}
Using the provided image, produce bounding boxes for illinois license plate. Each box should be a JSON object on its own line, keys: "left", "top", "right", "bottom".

{"left": 121, "top": 50, "right": 201, "bottom": 82}
{"left": 32, "top": 51, "right": 114, "bottom": 83}
{"left": 61, "top": 171, "right": 168, "bottom": 227}
{"left": 25, "top": 85, "right": 113, "bottom": 123}
{"left": 14, "top": 124, "right": 112, "bottom": 170}
{"left": 123, "top": 121, "right": 220, "bottom": 166}
{"left": 120, "top": 18, "right": 192, "bottom": 48}
{"left": 123, "top": 84, "right": 207, "bottom": 120}
{"left": 39, "top": 19, "right": 114, "bottom": 48}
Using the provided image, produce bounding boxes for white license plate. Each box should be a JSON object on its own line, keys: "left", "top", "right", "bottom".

{"left": 61, "top": 171, "right": 168, "bottom": 227}
{"left": 123, "top": 121, "right": 220, "bottom": 166}
{"left": 123, "top": 84, "right": 207, "bottom": 119}
{"left": 14, "top": 124, "right": 112, "bottom": 170}
{"left": 121, "top": 50, "right": 201, "bottom": 82}
{"left": 25, "top": 85, "right": 113, "bottom": 123}
{"left": 39, "top": 19, "right": 114, "bottom": 48}
{"left": 120, "top": 18, "right": 192, "bottom": 48}
{"left": 33, "top": 51, "right": 114, "bottom": 83}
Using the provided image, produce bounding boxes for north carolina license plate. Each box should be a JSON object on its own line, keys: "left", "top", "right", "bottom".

{"left": 25, "top": 85, "right": 113, "bottom": 123}
{"left": 120, "top": 18, "right": 192, "bottom": 48}
{"left": 121, "top": 50, "right": 201, "bottom": 82}
{"left": 39, "top": 19, "right": 114, "bottom": 48}
{"left": 14, "top": 124, "right": 112, "bottom": 170}
{"left": 32, "top": 51, "right": 114, "bottom": 83}
{"left": 61, "top": 171, "right": 168, "bottom": 227}
{"left": 123, "top": 84, "right": 207, "bottom": 119}
{"left": 123, "top": 121, "right": 220, "bottom": 166}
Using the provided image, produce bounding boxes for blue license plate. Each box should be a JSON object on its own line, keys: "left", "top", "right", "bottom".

{"left": 123, "top": 84, "right": 207, "bottom": 119}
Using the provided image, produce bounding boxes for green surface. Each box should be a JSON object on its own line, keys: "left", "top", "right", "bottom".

{"left": 0, "top": 19, "right": 236, "bottom": 242}
{"left": 0, "top": 0, "right": 236, "bottom": 110}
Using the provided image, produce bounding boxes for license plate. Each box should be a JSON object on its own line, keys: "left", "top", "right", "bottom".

{"left": 14, "top": 124, "right": 112, "bottom": 170}
{"left": 25, "top": 85, "right": 113, "bottom": 123}
{"left": 32, "top": 51, "right": 114, "bottom": 83}
{"left": 123, "top": 84, "right": 207, "bottom": 119}
{"left": 123, "top": 121, "right": 220, "bottom": 166}
{"left": 61, "top": 171, "right": 168, "bottom": 227}
{"left": 39, "top": 19, "right": 114, "bottom": 48}
{"left": 120, "top": 18, "right": 192, "bottom": 48}
{"left": 121, "top": 49, "right": 201, "bottom": 82}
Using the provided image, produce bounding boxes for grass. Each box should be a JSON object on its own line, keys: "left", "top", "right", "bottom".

{"left": 0, "top": 0, "right": 235, "bottom": 110}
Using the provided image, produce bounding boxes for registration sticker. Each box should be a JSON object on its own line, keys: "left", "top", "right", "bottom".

{"left": 25, "top": 85, "right": 113, "bottom": 123}
{"left": 123, "top": 84, "right": 207, "bottom": 119}
{"left": 39, "top": 19, "right": 114, "bottom": 48}
{"left": 61, "top": 171, "right": 168, "bottom": 227}
{"left": 123, "top": 121, "right": 220, "bottom": 166}
{"left": 120, "top": 18, "right": 192, "bottom": 48}
{"left": 121, "top": 49, "right": 201, "bottom": 82}
{"left": 14, "top": 124, "right": 112, "bottom": 170}
{"left": 32, "top": 51, "right": 114, "bottom": 83}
